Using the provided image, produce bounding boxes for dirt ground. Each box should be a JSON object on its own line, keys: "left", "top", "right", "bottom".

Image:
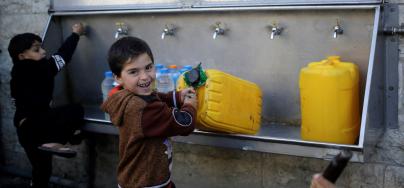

{"left": 0, "top": 174, "right": 31, "bottom": 188}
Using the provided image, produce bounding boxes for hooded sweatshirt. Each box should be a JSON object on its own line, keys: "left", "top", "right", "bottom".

{"left": 101, "top": 89, "right": 196, "bottom": 188}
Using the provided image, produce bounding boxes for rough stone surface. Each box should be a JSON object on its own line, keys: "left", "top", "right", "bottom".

{"left": 262, "top": 154, "right": 326, "bottom": 188}
{"left": 345, "top": 164, "right": 386, "bottom": 188}
{"left": 173, "top": 143, "right": 262, "bottom": 188}
{"left": 384, "top": 165, "right": 404, "bottom": 188}
{"left": 91, "top": 134, "right": 119, "bottom": 188}
{"left": 0, "top": 0, "right": 87, "bottom": 187}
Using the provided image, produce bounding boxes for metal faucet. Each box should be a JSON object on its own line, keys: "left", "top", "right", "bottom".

{"left": 161, "top": 24, "right": 176, "bottom": 40}
{"left": 213, "top": 22, "right": 225, "bottom": 40}
{"left": 333, "top": 20, "right": 343, "bottom": 38}
{"left": 115, "top": 22, "right": 128, "bottom": 39}
{"left": 267, "top": 22, "right": 283, "bottom": 39}
{"left": 270, "top": 25, "right": 283, "bottom": 39}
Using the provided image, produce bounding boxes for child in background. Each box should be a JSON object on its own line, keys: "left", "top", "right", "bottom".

{"left": 101, "top": 36, "right": 197, "bottom": 188}
{"left": 8, "top": 23, "right": 85, "bottom": 188}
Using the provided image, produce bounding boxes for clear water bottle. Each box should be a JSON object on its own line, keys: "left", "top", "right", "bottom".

{"left": 168, "top": 65, "right": 180, "bottom": 88}
{"left": 102, "top": 71, "right": 115, "bottom": 101}
{"left": 155, "top": 63, "right": 165, "bottom": 81}
{"left": 156, "top": 68, "right": 174, "bottom": 93}
{"left": 155, "top": 63, "right": 165, "bottom": 73}
{"left": 101, "top": 71, "right": 115, "bottom": 120}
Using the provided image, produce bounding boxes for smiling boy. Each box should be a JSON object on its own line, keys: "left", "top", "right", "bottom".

{"left": 101, "top": 36, "right": 197, "bottom": 188}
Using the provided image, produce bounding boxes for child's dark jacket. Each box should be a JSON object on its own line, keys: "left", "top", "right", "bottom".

{"left": 101, "top": 89, "right": 196, "bottom": 188}
{"left": 10, "top": 33, "right": 80, "bottom": 124}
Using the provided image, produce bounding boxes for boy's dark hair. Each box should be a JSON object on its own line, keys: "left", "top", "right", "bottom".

{"left": 108, "top": 36, "right": 154, "bottom": 76}
{"left": 8, "top": 33, "right": 42, "bottom": 63}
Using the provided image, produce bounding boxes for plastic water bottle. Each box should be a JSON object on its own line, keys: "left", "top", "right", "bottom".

{"left": 168, "top": 65, "right": 180, "bottom": 88}
{"left": 183, "top": 65, "right": 193, "bottom": 71}
{"left": 155, "top": 63, "right": 165, "bottom": 81}
{"left": 101, "top": 71, "right": 115, "bottom": 101}
{"left": 179, "top": 68, "right": 188, "bottom": 74}
{"left": 177, "top": 65, "right": 193, "bottom": 90}
{"left": 101, "top": 71, "right": 115, "bottom": 120}
{"left": 155, "top": 64, "right": 165, "bottom": 73}
{"left": 156, "top": 68, "right": 174, "bottom": 93}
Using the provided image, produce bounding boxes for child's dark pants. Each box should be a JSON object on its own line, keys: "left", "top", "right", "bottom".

{"left": 15, "top": 104, "right": 84, "bottom": 188}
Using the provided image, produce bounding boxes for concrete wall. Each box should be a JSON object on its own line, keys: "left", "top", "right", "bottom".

{"left": 1, "top": 1, "right": 404, "bottom": 188}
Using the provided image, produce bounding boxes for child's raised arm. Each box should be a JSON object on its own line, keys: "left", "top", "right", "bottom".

{"left": 51, "top": 23, "right": 85, "bottom": 73}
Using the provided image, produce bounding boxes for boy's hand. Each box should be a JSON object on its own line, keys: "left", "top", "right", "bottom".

{"left": 72, "top": 23, "right": 85, "bottom": 36}
{"left": 180, "top": 88, "right": 196, "bottom": 102}
{"left": 183, "top": 92, "right": 197, "bottom": 110}
{"left": 181, "top": 88, "right": 197, "bottom": 109}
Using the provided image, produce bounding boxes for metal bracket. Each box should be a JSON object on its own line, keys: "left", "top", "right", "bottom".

{"left": 383, "top": 23, "right": 404, "bottom": 35}
{"left": 382, "top": 3, "right": 399, "bottom": 129}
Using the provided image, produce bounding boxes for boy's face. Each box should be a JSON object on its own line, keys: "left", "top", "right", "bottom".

{"left": 116, "top": 53, "right": 156, "bottom": 96}
{"left": 18, "top": 41, "right": 46, "bottom": 61}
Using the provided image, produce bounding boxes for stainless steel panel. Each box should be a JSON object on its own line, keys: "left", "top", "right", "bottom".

{"left": 42, "top": 7, "right": 381, "bottom": 157}
{"left": 47, "top": 10, "right": 374, "bottom": 121}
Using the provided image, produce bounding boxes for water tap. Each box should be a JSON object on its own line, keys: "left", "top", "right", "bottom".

{"left": 333, "top": 20, "right": 343, "bottom": 38}
{"left": 269, "top": 24, "right": 283, "bottom": 39}
{"left": 115, "top": 22, "right": 128, "bottom": 39}
{"left": 161, "top": 24, "right": 176, "bottom": 40}
{"left": 212, "top": 22, "right": 225, "bottom": 40}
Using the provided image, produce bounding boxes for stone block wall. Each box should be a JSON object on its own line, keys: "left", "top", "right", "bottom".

{"left": 1, "top": 1, "right": 404, "bottom": 188}
{"left": 0, "top": 0, "right": 50, "bottom": 170}
{"left": 0, "top": 1, "right": 90, "bottom": 187}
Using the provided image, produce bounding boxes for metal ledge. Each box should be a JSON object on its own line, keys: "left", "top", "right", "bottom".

{"left": 83, "top": 116, "right": 364, "bottom": 162}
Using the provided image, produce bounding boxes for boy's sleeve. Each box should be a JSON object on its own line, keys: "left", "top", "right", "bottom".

{"left": 156, "top": 91, "right": 182, "bottom": 108}
{"left": 49, "top": 33, "right": 80, "bottom": 73}
{"left": 141, "top": 101, "right": 196, "bottom": 137}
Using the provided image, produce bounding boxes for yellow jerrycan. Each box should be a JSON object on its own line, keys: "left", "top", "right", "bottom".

{"left": 177, "top": 69, "right": 262, "bottom": 135}
{"left": 299, "top": 56, "right": 360, "bottom": 144}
